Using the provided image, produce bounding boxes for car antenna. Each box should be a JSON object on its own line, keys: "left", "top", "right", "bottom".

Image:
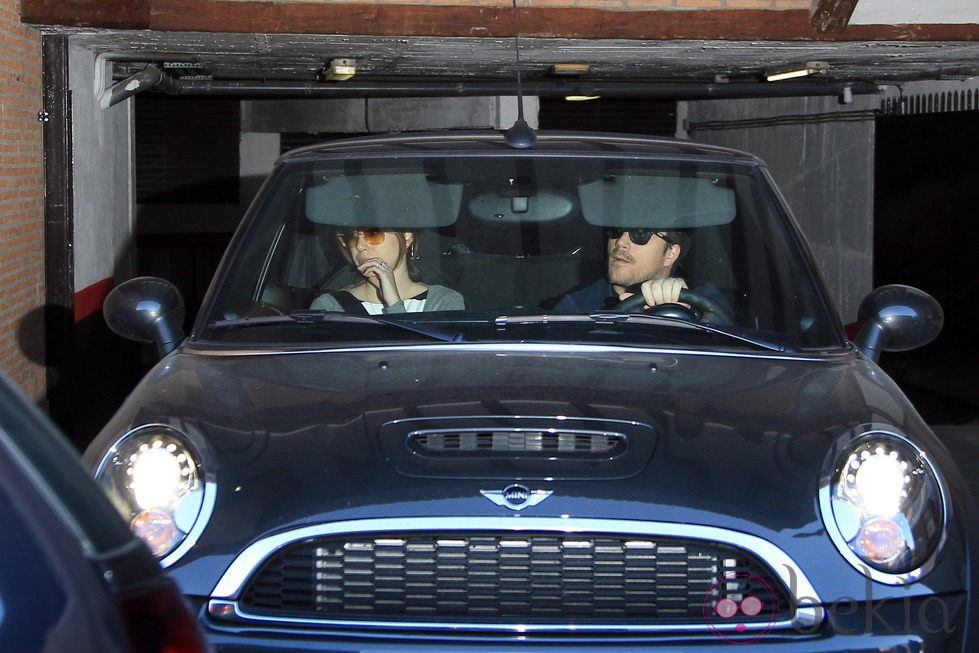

{"left": 504, "top": 0, "right": 537, "bottom": 149}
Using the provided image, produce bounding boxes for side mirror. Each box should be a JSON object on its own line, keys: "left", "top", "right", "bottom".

{"left": 103, "top": 277, "right": 186, "bottom": 359}
{"left": 853, "top": 284, "right": 943, "bottom": 362}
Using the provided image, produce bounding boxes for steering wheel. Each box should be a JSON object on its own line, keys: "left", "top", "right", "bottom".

{"left": 614, "top": 288, "right": 736, "bottom": 326}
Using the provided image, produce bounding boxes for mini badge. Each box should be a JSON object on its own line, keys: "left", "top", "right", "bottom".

{"left": 480, "top": 484, "right": 553, "bottom": 511}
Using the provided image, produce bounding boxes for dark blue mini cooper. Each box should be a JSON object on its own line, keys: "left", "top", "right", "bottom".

{"left": 86, "top": 129, "right": 976, "bottom": 651}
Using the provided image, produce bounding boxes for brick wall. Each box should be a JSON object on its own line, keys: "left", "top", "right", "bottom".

{"left": 0, "top": 0, "right": 44, "bottom": 399}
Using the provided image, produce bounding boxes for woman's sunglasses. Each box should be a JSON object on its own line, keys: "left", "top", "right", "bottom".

{"left": 605, "top": 228, "right": 672, "bottom": 247}
{"left": 336, "top": 229, "right": 386, "bottom": 248}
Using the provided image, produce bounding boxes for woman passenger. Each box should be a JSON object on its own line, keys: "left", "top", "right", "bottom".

{"left": 310, "top": 228, "right": 464, "bottom": 314}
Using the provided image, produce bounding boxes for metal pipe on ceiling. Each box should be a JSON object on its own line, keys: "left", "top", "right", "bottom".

{"left": 101, "top": 64, "right": 181, "bottom": 108}
{"left": 135, "top": 71, "right": 878, "bottom": 101}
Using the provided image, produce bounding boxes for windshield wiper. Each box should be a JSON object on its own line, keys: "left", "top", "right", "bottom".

{"left": 210, "top": 309, "right": 466, "bottom": 343}
{"left": 493, "top": 312, "right": 785, "bottom": 352}
{"left": 614, "top": 312, "right": 786, "bottom": 352}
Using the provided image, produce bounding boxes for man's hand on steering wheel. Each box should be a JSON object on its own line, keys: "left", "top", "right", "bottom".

{"left": 614, "top": 277, "right": 736, "bottom": 326}
{"left": 625, "top": 278, "right": 688, "bottom": 311}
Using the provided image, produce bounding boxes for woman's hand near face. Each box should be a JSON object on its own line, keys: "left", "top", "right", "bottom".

{"left": 357, "top": 257, "right": 403, "bottom": 306}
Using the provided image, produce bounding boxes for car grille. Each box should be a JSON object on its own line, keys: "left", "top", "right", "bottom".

{"left": 238, "top": 531, "right": 792, "bottom": 624}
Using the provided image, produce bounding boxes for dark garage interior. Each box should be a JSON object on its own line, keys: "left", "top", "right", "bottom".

{"left": 64, "top": 97, "right": 979, "bottom": 451}
{"left": 874, "top": 109, "right": 979, "bottom": 427}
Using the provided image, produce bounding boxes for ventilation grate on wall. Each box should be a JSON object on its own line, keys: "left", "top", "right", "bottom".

{"left": 880, "top": 87, "right": 979, "bottom": 116}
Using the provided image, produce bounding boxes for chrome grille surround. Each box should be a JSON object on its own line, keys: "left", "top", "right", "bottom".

{"left": 209, "top": 518, "right": 824, "bottom": 635}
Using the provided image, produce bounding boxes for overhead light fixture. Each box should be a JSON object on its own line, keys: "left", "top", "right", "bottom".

{"left": 324, "top": 58, "right": 356, "bottom": 81}
{"left": 550, "top": 63, "right": 591, "bottom": 76}
{"left": 765, "top": 61, "right": 828, "bottom": 82}
{"left": 564, "top": 95, "right": 600, "bottom": 102}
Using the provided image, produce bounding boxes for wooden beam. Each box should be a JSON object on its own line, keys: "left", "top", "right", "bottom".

{"left": 21, "top": 2, "right": 819, "bottom": 39}
{"left": 19, "top": 0, "right": 979, "bottom": 41}
{"left": 810, "top": 0, "right": 859, "bottom": 33}
{"left": 146, "top": 5, "right": 826, "bottom": 40}
{"left": 22, "top": 0, "right": 150, "bottom": 30}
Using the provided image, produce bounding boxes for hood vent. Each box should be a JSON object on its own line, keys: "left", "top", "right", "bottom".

{"left": 378, "top": 416, "right": 657, "bottom": 480}
{"left": 409, "top": 429, "right": 625, "bottom": 457}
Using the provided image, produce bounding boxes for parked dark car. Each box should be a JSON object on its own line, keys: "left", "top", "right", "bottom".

{"left": 0, "top": 372, "right": 209, "bottom": 652}
{"left": 88, "top": 129, "right": 976, "bottom": 651}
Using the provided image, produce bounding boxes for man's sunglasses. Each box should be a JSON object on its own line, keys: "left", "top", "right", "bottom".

{"left": 605, "top": 228, "right": 672, "bottom": 247}
{"left": 336, "top": 228, "right": 386, "bottom": 248}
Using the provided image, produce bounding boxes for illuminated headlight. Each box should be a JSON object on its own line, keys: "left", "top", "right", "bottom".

{"left": 822, "top": 431, "right": 947, "bottom": 583}
{"left": 94, "top": 425, "right": 207, "bottom": 560}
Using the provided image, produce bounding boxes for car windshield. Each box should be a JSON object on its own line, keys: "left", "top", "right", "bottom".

{"left": 198, "top": 136, "right": 844, "bottom": 352}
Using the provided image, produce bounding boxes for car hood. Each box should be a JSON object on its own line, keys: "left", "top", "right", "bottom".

{"left": 91, "top": 343, "right": 965, "bottom": 599}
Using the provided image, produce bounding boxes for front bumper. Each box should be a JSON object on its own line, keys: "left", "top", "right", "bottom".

{"left": 184, "top": 515, "right": 973, "bottom": 652}
{"left": 196, "top": 591, "right": 968, "bottom": 652}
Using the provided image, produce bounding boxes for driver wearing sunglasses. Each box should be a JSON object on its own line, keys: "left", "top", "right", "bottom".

{"left": 554, "top": 227, "right": 707, "bottom": 314}
{"left": 310, "top": 229, "right": 464, "bottom": 314}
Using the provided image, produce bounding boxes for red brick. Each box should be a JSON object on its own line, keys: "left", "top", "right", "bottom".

{"left": 0, "top": 0, "right": 45, "bottom": 400}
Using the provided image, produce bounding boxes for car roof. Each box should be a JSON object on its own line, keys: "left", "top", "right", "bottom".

{"left": 277, "top": 129, "right": 764, "bottom": 164}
